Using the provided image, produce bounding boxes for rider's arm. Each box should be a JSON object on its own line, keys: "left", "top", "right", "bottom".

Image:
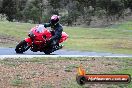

{"left": 43, "top": 23, "right": 51, "bottom": 28}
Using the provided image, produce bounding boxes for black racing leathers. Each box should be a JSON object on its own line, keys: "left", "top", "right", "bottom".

{"left": 43, "top": 23, "right": 63, "bottom": 46}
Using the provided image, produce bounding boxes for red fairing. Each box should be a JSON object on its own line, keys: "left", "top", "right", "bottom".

{"left": 59, "top": 32, "right": 68, "bottom": 43}
{"left": 27, "top": 25, "right": 52, "bottom": 45}
{"left": 25, "top": 38, "right": 32, "bottom": 45}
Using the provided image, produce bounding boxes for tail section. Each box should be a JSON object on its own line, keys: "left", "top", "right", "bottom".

{"left": 59, "top": 32, "right": 68, "bottom": 43}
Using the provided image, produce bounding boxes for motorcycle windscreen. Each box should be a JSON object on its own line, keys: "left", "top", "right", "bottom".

{"left": 35, "top": 25, "right": 45, "bottom": 33}
{"left": 33, "top": 25, "right": 46, "bottom": 42}
{"left": 34, "top": 25, "right": 52, "bottom": 41}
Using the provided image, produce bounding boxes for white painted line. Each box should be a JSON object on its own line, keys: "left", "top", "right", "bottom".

{"left": 0, "top": 55, "right": 132, "bottom": 59}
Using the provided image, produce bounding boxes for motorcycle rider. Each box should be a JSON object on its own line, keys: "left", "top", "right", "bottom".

{"left": 43, "top": 15, "right": 63, "bottom": 50}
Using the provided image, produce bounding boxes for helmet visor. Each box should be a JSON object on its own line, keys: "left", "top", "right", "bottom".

{"left": 50, "top": 19, "right": 56, "bottom": 24}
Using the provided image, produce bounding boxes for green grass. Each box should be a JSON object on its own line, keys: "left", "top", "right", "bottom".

{"left": 0, "top": 21, "right": 35, "bottom": 39}
{"left": 11, "top": 74, "right": 30, "bottom": 87}
{"left": 0, "top": 59, "right": 20, "bottom": 67}
{"left": 64, "top": 64, "right": 79, "bottom": 72}
{"left": 63, "top": 21, "right": 132, "bottom": 54}
{"left": 41, "top": 84, "right": 54, "bottom": 88}
{"left": 0, "top": 57, "right": 132, "bottom": 88}
{"left": 110, "top": 58, "right": 132, "bottom": 88}
{"left": 0, "top": 21, "right": 132, "bottom": 54}
{"left": 66, "top": 57, "right": 132, "bottom": 88}
{"left": 62, "top": 78, "right": 85, "bottom": 88}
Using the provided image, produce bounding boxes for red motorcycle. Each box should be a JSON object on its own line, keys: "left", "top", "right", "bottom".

{"left": 15, "top": 25, "right": 68, "bottom": 54}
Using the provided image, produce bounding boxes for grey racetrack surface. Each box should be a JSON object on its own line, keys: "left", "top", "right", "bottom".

{"left": 0, "top": 48, "right": 132, "bottom": 58}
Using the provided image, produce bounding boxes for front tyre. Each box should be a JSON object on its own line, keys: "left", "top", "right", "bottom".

{"left": 15, "top": 40, "right": 30, "bottom": 53}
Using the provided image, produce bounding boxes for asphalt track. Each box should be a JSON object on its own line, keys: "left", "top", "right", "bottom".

{"left": 0, "top": 48, "right": 132, "bottom": 58}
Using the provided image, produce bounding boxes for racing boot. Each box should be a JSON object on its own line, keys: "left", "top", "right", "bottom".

{"left": 52, "top": 43, "right": 63, "bottom": 52}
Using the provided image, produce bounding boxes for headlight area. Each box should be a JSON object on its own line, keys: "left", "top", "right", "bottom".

{"left": 28, "top": 31, "right": 36, "bottom": 38}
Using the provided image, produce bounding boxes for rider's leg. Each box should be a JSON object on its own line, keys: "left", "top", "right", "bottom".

{"left": 50, "top": 38, "right": 63, "bottom": 50}
{"left": 50, "top": 30, "right": 55, "bottom": 36}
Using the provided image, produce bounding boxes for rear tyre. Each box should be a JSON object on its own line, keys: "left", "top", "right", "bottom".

{"left": 15, "top": 40, "right": 30, "bottom": 53}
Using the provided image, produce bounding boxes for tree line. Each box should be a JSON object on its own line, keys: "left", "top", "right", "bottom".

{"left": 0, "top": 0, "right": 132, "bottom": 26}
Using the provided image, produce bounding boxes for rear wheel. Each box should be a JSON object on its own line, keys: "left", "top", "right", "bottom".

{"left": 15, "top": 40, "right": 30, "bottom": 53}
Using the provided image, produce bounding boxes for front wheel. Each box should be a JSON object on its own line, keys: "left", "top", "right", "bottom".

{"left": 15, "top": 40, "right": 30, "bottom": 53}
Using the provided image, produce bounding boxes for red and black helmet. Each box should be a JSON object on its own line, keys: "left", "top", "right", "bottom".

{"left": 50, "top": 15, "right": 59, "bottom": 25}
